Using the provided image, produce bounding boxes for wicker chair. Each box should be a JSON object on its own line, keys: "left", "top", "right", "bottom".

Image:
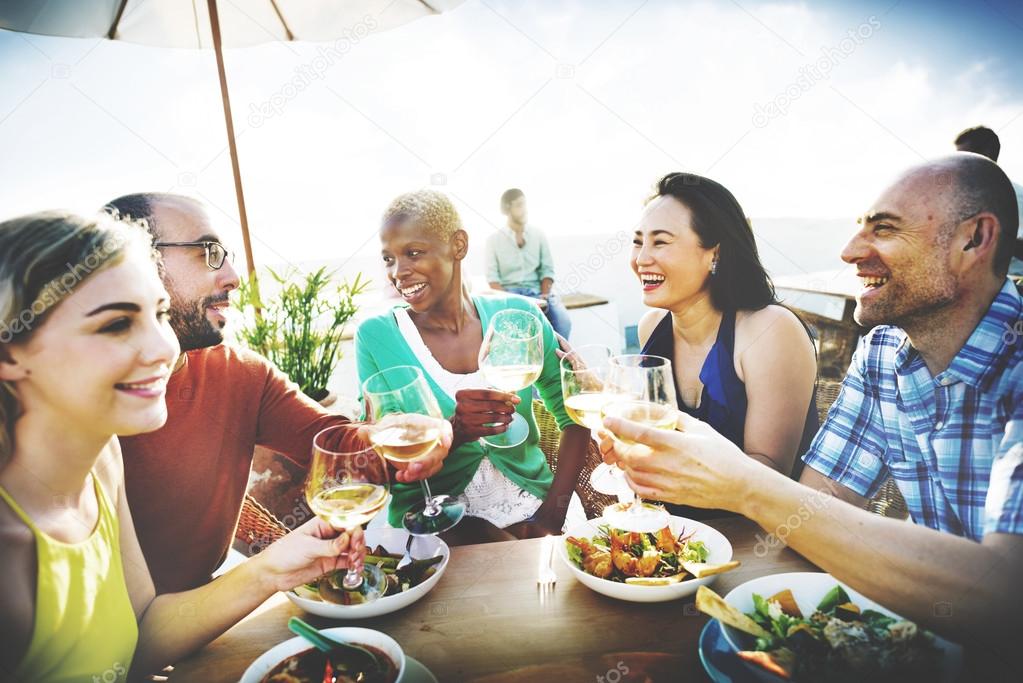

{"left": 815, "top": 378, "right": 844, "bottom": 425}
{"left": 814, "top": 378, "right": 908, "bottom": 520}
{"left": 235, "top": 493, "right": 289, "bottom": 556}
{"left": 532, "top": 399, "right": 617, "bottom": 519}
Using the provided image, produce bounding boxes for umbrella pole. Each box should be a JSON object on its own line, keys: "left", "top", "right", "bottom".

{"left": 207, "top": 0, "right": 258, "bottom": 283}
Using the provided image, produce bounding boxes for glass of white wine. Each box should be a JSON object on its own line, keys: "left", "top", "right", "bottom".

{"left": 600, "top": 354, "right": 677, "bottom": 532}
{"left": 560, "top": 344, "right": 615, "bottom": 431}
{"left": 307, "top": 425, "right": 390, "bottom": 602}
{"left": 560, "top": 344, "right": 633, "bottom": 497}
{"left": 362, "top": 365, "right": 466, "bottom": 536}
{"left": 478, "top": 309, "right": 544, "bottom": 449}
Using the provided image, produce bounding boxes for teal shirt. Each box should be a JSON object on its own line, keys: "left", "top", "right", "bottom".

{"left": 355, "top": 293, "right": 573, "bottom": 527}
{"left": 484, "top": 225, "right": 557, "bottom": 290}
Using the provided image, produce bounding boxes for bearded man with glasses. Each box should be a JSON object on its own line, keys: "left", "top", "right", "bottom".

{"left": 103, "top": 193, "right": 451, "bottom": 594}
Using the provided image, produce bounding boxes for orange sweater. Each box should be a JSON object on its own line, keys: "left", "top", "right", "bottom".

{"left": 120, "top": 344, "right": 351, "bottom": 594}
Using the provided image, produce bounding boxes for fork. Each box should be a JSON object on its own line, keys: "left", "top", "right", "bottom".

{"left": 537, "top": 535, "right": 556, "bottom": 603}
{"left": 396, "top": 533, "right": 415, "bottom": 570}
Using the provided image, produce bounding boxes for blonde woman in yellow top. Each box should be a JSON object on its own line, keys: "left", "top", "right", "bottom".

{"left": 0, "top": 211, "right": 365, "bottom": 682}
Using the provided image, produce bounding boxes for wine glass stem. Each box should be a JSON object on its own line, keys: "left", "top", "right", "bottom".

{"left": 420, "top": 479, "right": 441, "bottom": 517}
{"left": 342, "top": 566, "right": 363, "bottom": 589}
{"left": 341, "top": 528, "right": 363, "bottom": 588}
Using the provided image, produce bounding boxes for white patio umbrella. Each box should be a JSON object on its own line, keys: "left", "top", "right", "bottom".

{"left": 0, "top": 0, "right": 464, "bottom": 276}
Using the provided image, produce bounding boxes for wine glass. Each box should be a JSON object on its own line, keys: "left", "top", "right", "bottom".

{"left": 560, "top": 344, "right": 633, "bottom": 497}
{"left": 560, "top": 344, "right": 614, "bottom": 431}
{"left": 600, "top": 354, "right": 677, "bottom": 532}
{"left": 477, "top": 308, "right": 544, "bottom": 449}
{"left": 362, "top": 365, "right": 465, "bottom": 535}
{"left": 307, "top": 425, "right": 390, "bottom": 602}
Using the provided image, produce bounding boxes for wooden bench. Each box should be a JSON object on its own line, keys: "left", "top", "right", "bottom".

{"left": 561, "top": 292, "right": 609, "bottom": 310}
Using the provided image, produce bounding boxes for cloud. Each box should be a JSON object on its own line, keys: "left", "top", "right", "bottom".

{"left": 0, "top": 0, "right": 1020, "bottom": 272}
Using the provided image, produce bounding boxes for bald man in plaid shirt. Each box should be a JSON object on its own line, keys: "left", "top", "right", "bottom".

{"left": 599, "top": 154, "right": 1022, "bottom": 678}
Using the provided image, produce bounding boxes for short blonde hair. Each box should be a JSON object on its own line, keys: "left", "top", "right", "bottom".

{"left": 382, "top": 189, "right": 463, "bottom": 240}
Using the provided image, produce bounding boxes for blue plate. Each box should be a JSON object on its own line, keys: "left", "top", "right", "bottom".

{"left": 698, "top": 619, "right": 764, "bottom": 683}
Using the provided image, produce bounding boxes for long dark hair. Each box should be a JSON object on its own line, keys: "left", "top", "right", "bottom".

{"left": 650, "top": 172, "right": 776, "bottom": 312}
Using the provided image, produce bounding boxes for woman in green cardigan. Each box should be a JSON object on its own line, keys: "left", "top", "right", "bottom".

{"left": 355, "top": 190, "right": 591, "bottom": 545}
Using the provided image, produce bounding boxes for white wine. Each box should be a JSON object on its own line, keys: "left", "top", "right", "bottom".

{"left": 482, "top": 363, "right": 542, "bottom": 392}
{"left": 369, "top": 414, "right": 443, "bottom": 462}
{"left": 372, "top": 413, "right": 443, "bottom": 462}
{"left": 563, "top": 392, "right": 616, "bottom": 430}
{"left": 601, "top": 400, "right": 676, "bottom": 445}
{"left": 310, "top": 483, "right": 388, "bottom": 529}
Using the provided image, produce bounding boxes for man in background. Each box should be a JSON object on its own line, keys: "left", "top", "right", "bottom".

{"left": 484, "top": 188, "right": 572, "bottom": 338}
{"left": 955, "top": 125, "right": 1023, "bottom": 275}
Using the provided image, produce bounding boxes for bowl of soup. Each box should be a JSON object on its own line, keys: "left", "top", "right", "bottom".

{"left": 240, "top": 627, "right": 405, "bottom": 683}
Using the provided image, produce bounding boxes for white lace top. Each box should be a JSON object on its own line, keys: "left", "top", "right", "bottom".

{"left": 393, "top": 308, "right": 543, "bottom": 529}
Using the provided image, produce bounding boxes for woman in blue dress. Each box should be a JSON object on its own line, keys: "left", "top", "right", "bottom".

{"left": 632, "top": 173, "right": 818, "bottom": 518}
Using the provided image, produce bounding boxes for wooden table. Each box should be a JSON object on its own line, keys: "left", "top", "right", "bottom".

{"left": 562, "top": 292, "right": 610, "bottom": 309}
{"left": 171, "top": 517, "right": 816, "bottom": 682}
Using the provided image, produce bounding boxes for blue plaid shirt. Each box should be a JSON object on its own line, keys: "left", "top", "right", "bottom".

{"left": 803, "top": 279, "right": 1023, "bottom": 541}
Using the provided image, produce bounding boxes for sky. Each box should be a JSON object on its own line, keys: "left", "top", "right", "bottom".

{"left": 1, "top": 0, "right": 1021, "bottom": 274}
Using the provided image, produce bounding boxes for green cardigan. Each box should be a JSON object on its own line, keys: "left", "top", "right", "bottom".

{"left": 355, "top": 293, "right": 574, "bottom": 527}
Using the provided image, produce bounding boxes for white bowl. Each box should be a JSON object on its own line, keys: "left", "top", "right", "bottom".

{"left": 286, "top": 527, "right": 449, "bottom": 620}
{"left": 238, "top": 626, "right": 405, "bottom": 683}
{"left": 557, "top": 515, "right": 733, "bottom": 603}
{"left": 720, "top": 572, "right": 962, "bottom": 682}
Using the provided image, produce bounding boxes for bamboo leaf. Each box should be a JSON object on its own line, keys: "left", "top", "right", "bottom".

{"left": 233, "top": 266, "right": 366, "bottom": 399}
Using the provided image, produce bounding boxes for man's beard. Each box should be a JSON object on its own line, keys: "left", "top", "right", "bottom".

{"left": 854, "top": 271, "right": 957, "bottom": 330}
{"left": 169, "top": 293, "right": 228, "bottom": 351}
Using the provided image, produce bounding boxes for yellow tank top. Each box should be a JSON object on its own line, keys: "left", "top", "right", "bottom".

{"left": 0, "top": 472, "right": 139, "bottom": 683}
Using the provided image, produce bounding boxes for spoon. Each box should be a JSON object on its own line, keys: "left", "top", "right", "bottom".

{"left": 288, "top": 616, "right": 382, "bottom": 682}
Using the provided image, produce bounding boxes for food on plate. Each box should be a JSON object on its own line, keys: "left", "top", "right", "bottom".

{"left": 565, "top": 524, "right": 737, "bottom": 584}
{"left": 680, "top": 559, "right": 741, "bottom": 579}
{"left": 293, "top": 543, "right": 443, "bottom": 606}
{"left": 695, "top": 584, "right": 943, "bottom": 682}
{"left": 260, "top": 645, "right": 399, "bottom": 683}
{"left": 695, "top": 584, "right": 771, "bottom": 639}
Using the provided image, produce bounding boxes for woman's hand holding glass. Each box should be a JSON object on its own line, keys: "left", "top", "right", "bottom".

{"left": 477, "top": 309, "right": 544, "bottom": 449}
{"left": 305, "top": 425, "right": 389, "bottom": 602}
{"left": 250, "top": 518, "right": 366, "bottom": 594}
{"left": 450, "top": 388, "right": 522, "bottom": 448}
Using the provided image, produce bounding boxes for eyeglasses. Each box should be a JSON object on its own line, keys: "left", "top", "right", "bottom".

{"left": 154, "top": 241, "right": 234, "bottom": 270}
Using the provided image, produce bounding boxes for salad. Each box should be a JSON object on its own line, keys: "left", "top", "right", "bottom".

{"left": 566, "top": 524, "right": 738, "bottom": 585}
{"left": 696, "top": 584, "right": 943, "bottom": 681}
{"left": 294, "top": 543, "right": 443, "bottom": 605}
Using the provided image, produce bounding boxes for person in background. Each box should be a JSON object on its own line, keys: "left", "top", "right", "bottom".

{"left": 485, "top": 188, "right": 573, "bottom": 339}
{"left": 357, "top": 190, "right": 590, "bottom": 544}
{"left": 104, "top": 193, "right": 450, "bottom": 595}
{"left": 632, "top": 172, "right": 818, "bottom": 518}
{"left": 601, "top": 154, "right": 1022, "bottom": 676}
{"left": 0, "top": 211, "right": 361, "bottom": 681}
{"left": 954, "top": 125, "right": 1023, "bottom": 275}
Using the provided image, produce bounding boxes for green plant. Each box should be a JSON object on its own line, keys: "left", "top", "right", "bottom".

{"left": 235, "top": 267, "right": 368, "bottom": 401}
